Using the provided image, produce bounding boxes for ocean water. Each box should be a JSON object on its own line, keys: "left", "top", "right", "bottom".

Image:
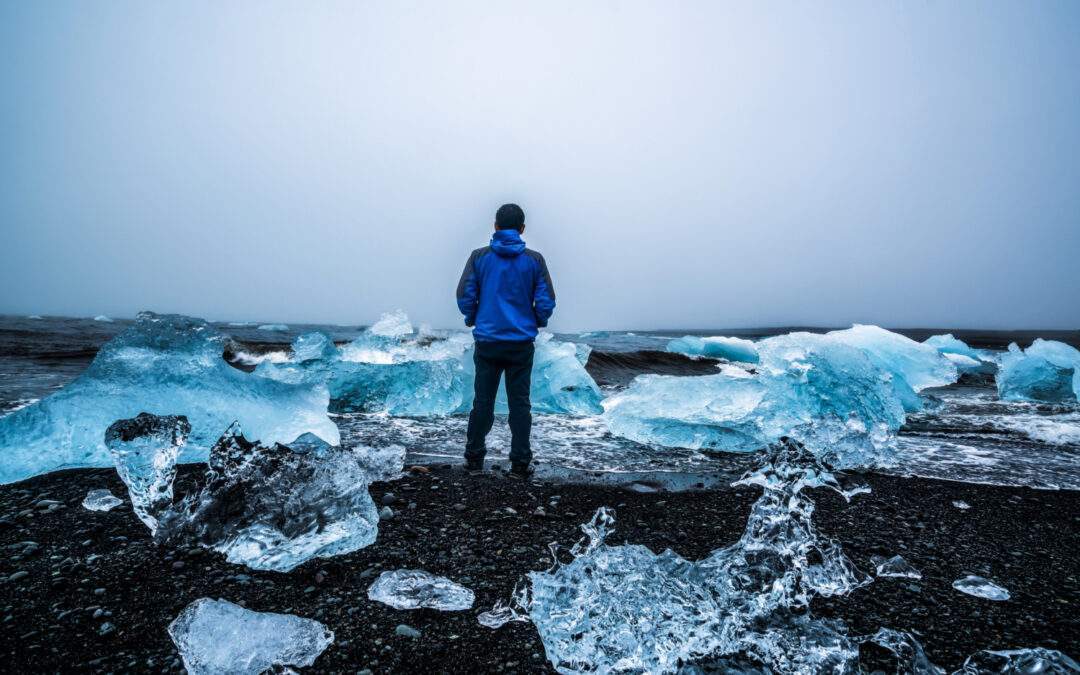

{"left": 2, "top": 315, "right": 1078, "bottom": 490}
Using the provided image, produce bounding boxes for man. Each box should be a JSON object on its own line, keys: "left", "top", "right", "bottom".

{"left": 456, "top": 203, "right": 556, "bottom": 478}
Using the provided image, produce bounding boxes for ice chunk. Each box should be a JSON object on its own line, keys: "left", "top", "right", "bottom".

{"left": 82, "top": 489, "right": 123, "bottom": 512}
{"left": 105, "top": 413, "right": 190, "bottom": 532}
{"left": 367, "top": 570, "right": 475, "bottom": 611}
{"left": 257, "top": 327, "right": 602, "bottom": 416}
{"left": 874, "top": 555, "right": 922, "bottom": 579}
{"left": 954, "top": 648, "right": 1080, "bottom": 674}
{"left": 0, "top": 312, "right": 339, "bottom": 484}
{"left": 923, "top": 334, "right": 996, "bottom": 375}
{"left": 828, "top": 325, "right": 958, "bottom": 399}
{"left": 257, "top": 323, "right": 289, "bottom": 331}
{"left": 952, "top": 500, "right": 971, "bottom": 510}
{"left": 861, "top": 628, "right": 944, "bottom": 675}
{"left": 997, "top": 340, "right": 1080, "bottom": 402}
{"left": 93, "top": 314, "right": 113, "bottom": 322}
{"left": 952, "top": 575, "right": 1010, "bottom": 601}
{"left": 168, "top": 598, "right": 333, "bottom": 675}
{"left": 604, "top": 332, "right": 905, "bottom": 462}
{"left": 487, "top": 440, "right": 873, "bottom": 673}
{"left": 666, "top": 335, "right": 760, "bottom": 363}
{"left": 369, "top": 309, "right": 414, "bottom": 337}
{"left": 155, "top": 423, "right": 388, "bottom": 572}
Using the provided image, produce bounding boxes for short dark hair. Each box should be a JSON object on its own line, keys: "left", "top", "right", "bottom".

{"left": 495, "top": 203, "right": 525, "bottom": 231}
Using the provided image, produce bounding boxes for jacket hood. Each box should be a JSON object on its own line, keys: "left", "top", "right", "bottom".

{"left": 490, "top": 229, "right": 526, "bottom": 257}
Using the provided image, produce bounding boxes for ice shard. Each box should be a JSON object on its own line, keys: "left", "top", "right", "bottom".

{"left": 369, "top": 309, "right": 414, "bottom": 337}
{"left": 953, "top": 648, "right": 1080, "bottom": 674}
{"left": 367, "top": 570, "right": 475, "bottom": 611}
{"left": 105, "top": 413, "right": 190, "bottom": 532}
{"left": 603, "top": 332, "right": 905, "bottom": 460}
{"left": 155, "top": 423, "right": 390, "bottom": 572}
{"left": 484, "top": 439, "right": 874, "bottom": 674}
{"left": 82, "top": 489, "right": 123, "bottom": 512}
{"left": 861, "top": 628, "right": 944, "bottom": 675}
{"left": 952, "top": 575, "right": 1010, "bottom": 601}
{"left": 997, "top": 340, "right": 1080, "bottom": 403}
{"left": 874, "top": 555, "right": 922, "bottom": 579}
{"left": 0, "top": 312, "right": 339, "bottom": 484}
{"left": 168, "top": 598, "right": 333, "bottom": 675}
{"left": 255, "top": 315, "right": 602, "bottom": 416}
{"left": 666, "top": 335, "right": 760, "bottom": 363}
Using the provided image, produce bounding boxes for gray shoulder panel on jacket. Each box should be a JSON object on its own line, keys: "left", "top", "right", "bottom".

{"left": 457, "top": 247, "right": 491, "bottom": 298}
{"left": 524, "top": 248, "right": 555, "bottom": 299}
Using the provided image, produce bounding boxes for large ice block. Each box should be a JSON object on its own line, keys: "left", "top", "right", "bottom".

{"left": 168, "top": 598, "right": 333, "bottom": 675}
{"left": 827, "top": 325, "right": 958, "bottom": 407}
{"left": 0, "top": 312, "right": 339, "bottom": 484}
{"left": 997, "top": 340, "right": 1080, "bottom": 402}
{"left": 155, "top": 423, "right": 389, "bottom": 572}
{"left": 666, "top": 335, "right": 760, "bottom": 363}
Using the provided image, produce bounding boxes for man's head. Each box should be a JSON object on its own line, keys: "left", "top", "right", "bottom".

{"left": 494, "top": 203, "right": 525, "bottom": 233}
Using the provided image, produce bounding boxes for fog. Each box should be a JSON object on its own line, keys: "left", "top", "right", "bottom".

{"left": 2, "top": 2, "right": 1078, "bottom": 330}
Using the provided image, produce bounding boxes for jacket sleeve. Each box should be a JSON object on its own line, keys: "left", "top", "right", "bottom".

{"left": 456, "top": 250, "right": 480, "bottom": 326}
{"left": 532, "top": 253, "right": 556, "bottom": 327}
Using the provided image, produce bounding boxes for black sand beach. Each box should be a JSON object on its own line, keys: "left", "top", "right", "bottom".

{"left": 1, "top": 464, "right": 1076, "bottom": 673}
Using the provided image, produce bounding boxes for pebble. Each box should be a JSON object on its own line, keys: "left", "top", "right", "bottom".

{"left": 171, "top": 561, "right": 185, "bottom": 570}
{"left": 394, "top": 624, "right": 421, "bottom": 639}
{"left": 93, "top": 588, "right": 106, "bottom": 596}
{"left": 381, "top": 493, "right": 397, "bottom": 506}
{"left": 8, "top": 570, "right": 29, "bottom": 582}
{"left": 98, "top": 621, "right": 115, "bottom": 635}
{"left": 379, "top": 506, "right": 394, "bottom": 520}
{"left": 453, "top": 503, "right": 467, "bottom": 511}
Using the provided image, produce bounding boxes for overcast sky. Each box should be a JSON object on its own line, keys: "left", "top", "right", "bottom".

{"left": 2, "top": 2, "right": 1078, "bottom": 330}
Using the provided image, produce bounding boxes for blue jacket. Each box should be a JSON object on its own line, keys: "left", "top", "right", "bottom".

{"left": 456, "top": 229, "right": 556, "bottom": 342}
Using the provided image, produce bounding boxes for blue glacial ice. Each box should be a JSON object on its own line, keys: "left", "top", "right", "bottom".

{"left": 997, "top": 340, "right": 1080, "bottom": 403}
{"left": 481, "top": 440, "right": 876, "bottom": 673}
{"left": 256, "top": 323, "right": 289, "bottom": 331}
{"left": 666, "top": 335, "right": 760, "bottom": 363}
{"left": 82, "top": 489, "right": 123, "bottom": 512}
{"left": 874, "top": 555, "right": 922, "bottom": 579}
{"left": 924, "top": 334, "right": 998, "bottom": 375}
{"left": 367, "top": 569, "right": 475, "bottom": 611}
{"left": 254, "top": 313, "right": 603, "bottom": 416}
{"left": 952, "top": 575, "right": 1010, "bottom": 601}
{"left": 105, "top": 413, "right": 191, "bottom": 532}
{"left": 0, "top": 312, "right": 339, "bottom": 484}
{"left": 168, "top": 598, "right": 333, "bottom": 675}
{"left": 156, "top": 423, "right": 392, "bottom": 572}
{"left": 954, "top": 648, "right": 1080, "bottom": 674}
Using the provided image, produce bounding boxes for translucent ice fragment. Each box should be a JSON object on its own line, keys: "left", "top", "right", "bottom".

{"left": 82, "top": 489, "right": 123, "bottom": 512}
{"left": 168, "top": 598, "right": 333, "bottom": 675}
{"left": 862, "top": 628, "right": 944, "bottom": 675}
{"left": 0, "top": 312, "right": 338, "bottom": 484}
{"left": 105, "top": 413, "right": 190, "bottom": 532}
{"left": 952, "top": 575, "right": 1010, "bottom": 601}
{"left": 367, "top": 570, "right": 475, "bottom": 611}
{"left": 953, "top": 648, "right": 1080, "bottom": 674}
{"left": 93, "top": 315, "right": 113, "bottom": 322}
{"left": 369, "top": 309, "right": 414, "bottom": 337}
{"left": 666, "top": 335, "right": 760, "bottom": 363}
{"left": 257, "top": 323, "right": 289, "bottom": 331}
{"left": 875, "top": 555, "right": 922, "bottom": 579}
{"left": 952, "top": 500, "right": 971, "bottom": 510}
{"left": 156, "top": 423, "right": 388, "bottom": 572}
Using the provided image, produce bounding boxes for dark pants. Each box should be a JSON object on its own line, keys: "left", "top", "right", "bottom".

{"left": 465, "top": 340, "right": 534, "bottom": 466}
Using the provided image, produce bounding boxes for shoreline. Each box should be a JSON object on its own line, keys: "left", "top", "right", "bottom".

{"left": 1, "top": 464, "right": 1077, "bottom": 672}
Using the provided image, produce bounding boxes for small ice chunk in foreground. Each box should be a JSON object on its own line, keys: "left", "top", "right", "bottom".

{"left": 954, "top": 647, "right": 1080, "bottom": 674}
{"left": 156, "top": 424, "right": 389, "bottom": 572}
{"left": 168, "top": 598, "right": 333, "bottom": 675}
{"left": 952, "top": 575, "right": 1010, "bottom": 601}
{"left": 82, "top": 489, "right": 123, "bottom": 512}
{"left": 367, "top": 570, "right": 475, "bottom": 611}
{"left": 952, "top": 500, "right": 971, "bottom": 510}
{"left": 369, "top": 309, "right": 414, "bottom": 337}
{"left": 666, "top": 335, "right": 760, "bottom": 363}
{"left": 105, "top": 413, "right": 191, "bottom": 532}
{"left": 875, "top": 555, "right": 922, "bottom": 579}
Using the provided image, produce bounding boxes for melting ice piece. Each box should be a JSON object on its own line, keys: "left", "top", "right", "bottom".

{"left": 487, "top": 440, "right": 874, "bottom": 674}
{"left": 952, "top": 500, "right": 971, "bottom": 510}
{"left": 604, "top": 332, "right": 905, "bottom": 461}
{"left": 875, "top": 555, "right": 922, "bottom": 579}
{"left": 666, "top": 335, "right": 760, "bottom": 363}
{"left": 93, "top": 314, "right": 113, "bottom": 322}
{"left": 168, "top": 598, "right": 333, "bottom": 675}
{"left": 257, "top": 323, "right": 289, "bottom": 331}
{"left": 156, "top": 423, "right": 390, "bottom": 572}
{"left": 369, "top": 309, "right": 414, "bottom": 337}
{"left": 861, "top": 628, "right": 944, "bottom": 675}
{"left": 0, "top": 312, "right": 339, "bottom": 484}
{"left": 923, "top": 334, "right": 997, "bottom": 375}
{"left": 82, "top": 489, "right": 123, "bottom": 512}
{"left": 257, "top": 323, "right": 602, "bottom": 416}
{"left": 952, "top": 575, "right": 1010, "bottom": 601}
{"left": 367, "top": 570, "right": 475, "bottom": 611}
{"left": 997, "top": 340, "right": 1080, "bottom": 403}
{"left": 105, "top": 413, "right": 190, "bottom": 532}
{"left": 954, "top": 647, "right": 1080, "bottom": 674}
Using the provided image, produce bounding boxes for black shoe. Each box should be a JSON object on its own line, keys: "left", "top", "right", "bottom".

{"left": 507, "top": 462, "right": 534, "bottom": 479}
{"left": 465, "top": 460, "right": 484, "bottom": 475}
